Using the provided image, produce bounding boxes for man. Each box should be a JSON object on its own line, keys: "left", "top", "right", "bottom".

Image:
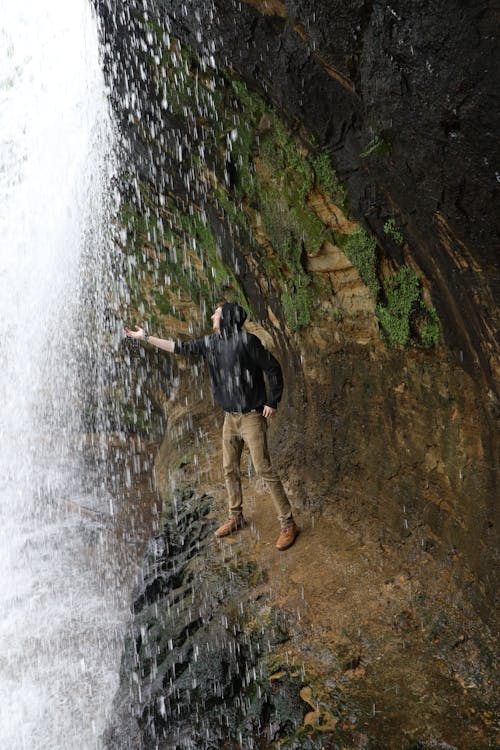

{"left": 124, "top": 301, "right": 298, "bottom": 550}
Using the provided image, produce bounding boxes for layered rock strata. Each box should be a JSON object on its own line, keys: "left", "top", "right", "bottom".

{"left": 95, "top": 1, "right": 499, "bottom": 746}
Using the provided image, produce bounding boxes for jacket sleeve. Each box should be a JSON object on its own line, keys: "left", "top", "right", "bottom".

{"left": 247, "top": 335, "right": 284, "bottom": 409}
{"left": 174, "top": 337, "right": 208, "bottom": 357}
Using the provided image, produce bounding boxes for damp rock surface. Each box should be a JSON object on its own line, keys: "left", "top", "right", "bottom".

{"left": 96, "top": 0, "right": 498, "bottom": 618}
{"left": 96, "top": 1, "right": 499, "bottom": 747}
{"left": 96, "top": 0, "right": 500, "bottom": 386}
{"left": 104, "top": 463, "right": 498, "bottom": 749}
{"left": 103, "top": 487, "right": 308, "bottom": 749}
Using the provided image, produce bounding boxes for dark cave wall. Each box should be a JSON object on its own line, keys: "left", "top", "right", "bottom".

{"left": 95, "top": 0, "right": 499, "bottom": 617}
{"left": 96, "top": 5, "right": 499, "bottom": 746}
{"left": 144, "top": 0, "right": 500, "bottom": 389}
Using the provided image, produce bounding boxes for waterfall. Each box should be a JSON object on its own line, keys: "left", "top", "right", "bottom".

{"left": 0, "top": 2, "right": 131, "bottom": 748}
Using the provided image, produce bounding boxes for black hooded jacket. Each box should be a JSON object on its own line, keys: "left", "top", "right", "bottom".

{"left": 174, "top": 302, "right": 284, "bottom": 412}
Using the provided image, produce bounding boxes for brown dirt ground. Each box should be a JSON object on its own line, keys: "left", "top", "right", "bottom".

{"left": 200, "top": 437, "right": 498, "bottom": 750}
{"left": 151, "top": 394, "right": 498, "bottom": 749}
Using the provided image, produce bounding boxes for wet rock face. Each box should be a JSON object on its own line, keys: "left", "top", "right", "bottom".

{"left": 97, "top": 3, "right": 499, "bottom": 746}
{"left": 103, "top": 489, "right": 305, "bottom": 749}
{"left": 95, "top": 0, "right": 498, "bottom": 613}
{"left": 96, "top": 0, "right": 500, "bottom": 382}
{"left": 116, "top": 0, "right": 500, "bottom": 385}
{"left": 274, "top": 343, "right": 498, "bottom": 623}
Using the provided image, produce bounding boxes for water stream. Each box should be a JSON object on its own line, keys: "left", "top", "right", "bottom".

{"left": 0, "top": 2, "right": 135, "bottom": 748}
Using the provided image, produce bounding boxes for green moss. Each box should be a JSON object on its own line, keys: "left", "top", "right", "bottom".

{"left": 231, "top": 127, "right": 256, "bottom": 199}
{"left": 120, "top": 26, "right": 356, "bottom": 335}
{"left": 261, "top": 254, "right": 286, "bottom": 285}
{"left": 227, "top": 85, "right": 348, "bottom": 221}
{"left": 383, "top": 218, "right": 404, "bottom": 246}
{"left": 176, "top": 208, "right": 248, "bottom": 311}
{"left": 376, "top": 266, "right": 440, "bottom": 348}
{"left": 342, "top": 228, "right": 379, "bottom": 297}
{"left": 376, "top": 266, "right": 419, "bottom": 346}
{"left": 360, "top": 135, "right": 391, "bottom": 158}
{"left": 281, "top": 276, "right": 312, "bottom": 331}
{"left": 221, "top": 81, "right": 345, "bottom": 263}
{"left": 255, "top": 151, "right": 324, "bottom": 260}
{"left": 119, "top": 187, "right": 250, "bottom": 329}
{"left": 153, "top": 290, "right": 174, "bottom": 316}
{"left": 312, "top": 149, "right": 347, "bottom": 208}
{"left": 267, "top": 117, "right": 313, "bottom": 201}
{"left": 228, "top": 81, "right": 266, "bottom": 199}
{"left": 258, "top": 189, "right": 299, "bottom": 264}
{"left": 230, "top": 79, "right": 266, "bottom": 121}
{"left": 421, "top": 306, "right": 440, "bottom": 347}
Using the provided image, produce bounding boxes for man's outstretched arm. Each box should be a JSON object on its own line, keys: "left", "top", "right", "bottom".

{"left": 124, "top": 325, "right": 175, "bottom": 353}
{"left": 124, "top": 325, "right": 208, "bottom": 357}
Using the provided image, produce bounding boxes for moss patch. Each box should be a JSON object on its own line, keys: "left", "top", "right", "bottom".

{"left": 117, "top": 182, "right": 250, "bottom": 333}
{"left": 281, "top": 276, "right": 313, "bottom": 331}
{"left": 119, "top": 14, "right": 359, "bottom": 334}
{"left": 377, "top": 266, "right": 440, "bottom": 348}
{"left": 421, "top": 305, "right": 440, "bottom": 347}
{"left": 383, "top": 217, "right": 404, "bottom": 246}
{"left": 312, "top": 148, "right": 347, "bottom": 210}
{"left": 119, "top": 16, "right": 441, "bottom": 350}
{"left": 342, "top": 228, "right": 379, "bottom": 297}
{"left": 360, "top": 134, "right": 391, "bottom": 158}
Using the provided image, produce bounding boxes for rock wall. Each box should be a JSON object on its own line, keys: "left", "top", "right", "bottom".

{"left": 102, "top": 0, "right": 499, "bottom": 386}
{"left": 103, "top": 485, "right": 308, "bottom": 750}
{"left": 95, "top": 1, "right": 499, "bottom": 746}
{"left": 96, "top": 0, "right": 498, "bottom": 612}
{"left": 103, "top": 388, "right": 498, "bottom": 749}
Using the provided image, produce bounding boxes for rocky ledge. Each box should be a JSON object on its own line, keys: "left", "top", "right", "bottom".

{"left": 103, "top": 487, "right": 306, "bottom": 749}
{"left": 103, "top": 416, "right": 498, "bottom": 749}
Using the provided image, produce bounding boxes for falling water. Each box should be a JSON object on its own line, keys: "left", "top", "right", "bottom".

{"left": 0, "top": 2, "right": 132, "bottom": 748}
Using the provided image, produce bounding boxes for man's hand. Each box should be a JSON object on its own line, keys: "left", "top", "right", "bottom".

{"left": 124, "top": 325, "right": 146, "bottom": 340}
{"left": 263, "top": 405, "right": 276, "bottom": 418}
{"left": 124, "top": 327, "right": 175, "bottom": 354}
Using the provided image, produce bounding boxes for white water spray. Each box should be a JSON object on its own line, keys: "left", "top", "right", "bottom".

{"left": 0, "top": 2, "right": 129, "bottom": 748}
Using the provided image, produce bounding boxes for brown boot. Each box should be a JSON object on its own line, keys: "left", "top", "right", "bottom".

{"left": 214, "top": 516, "right": 246, "bottom": 538}
{"left": 275, "top": 522, "right": 298, "bottom": 550}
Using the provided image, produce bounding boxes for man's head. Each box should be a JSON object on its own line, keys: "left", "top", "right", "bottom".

{"left": 211, "top": 301, "right": 247, "bottom": 334}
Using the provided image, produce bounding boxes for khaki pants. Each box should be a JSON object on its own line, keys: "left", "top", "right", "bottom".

{"left": 222, "top": 411, "right": 293, "bottom": 528}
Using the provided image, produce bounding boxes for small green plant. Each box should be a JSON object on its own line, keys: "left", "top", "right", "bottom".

{"left": 383, "top": 218, "right": 404, "bottom": 246}
{"left": 343, "top": 228, "right": 379, "bottom": 297}
{"left": 360, "top": 135, "right": 391, "bottom": 158}
{"left": 421, "top": 306, "right": 440, "bottom": 347}
{"left": 377, "top": 266, "right": 440, "bottom": 348}
{"left": 377, "top": 266, "right": 420, "bottom": 346}
{"left": 312, "top": 149, "right": 347, "bottom": 208}
{"left": 281, "top": 276, "right": 312, "bottom": 331}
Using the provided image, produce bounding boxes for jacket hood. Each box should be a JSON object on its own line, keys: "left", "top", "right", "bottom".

{"left": 219, "top": 302, "right": 247, "bottom": 334}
